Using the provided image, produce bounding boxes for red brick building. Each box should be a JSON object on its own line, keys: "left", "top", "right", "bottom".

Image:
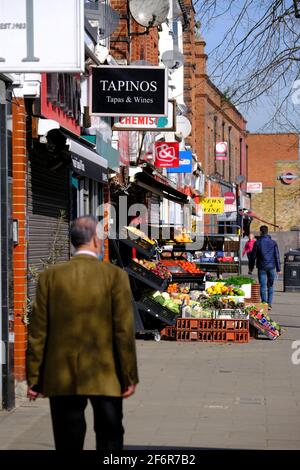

{"left": 246, "top": 133, "right": 300, "bottom": 232}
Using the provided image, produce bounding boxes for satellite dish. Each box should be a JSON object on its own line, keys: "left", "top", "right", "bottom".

{"left": 161, "top": 50, "right": 184, "bottom": 70}
{"left": 131, "top": 60, "right": 152, "bottom": 66}
{"left": 175, "top": 116, "right": 192, "bottom": 138}
{"left": 85, "top": 1, "right": 120, "bottom": 40}
{"left": 129, "top": 0, "right": 170, "bottom": 28}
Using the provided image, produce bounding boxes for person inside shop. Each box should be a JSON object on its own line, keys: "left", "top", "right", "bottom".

{"left": 249, "top": 225, "right": 281, "bottom": 310}
{"left": 26, "top": 215, "right": 139, "bottom": 451}
{"left": 242, "top": 232, "right": 256, "bottom": 274}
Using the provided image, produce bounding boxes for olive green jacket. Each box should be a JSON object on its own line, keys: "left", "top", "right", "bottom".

{"left": 26, "top": 255, "right": 138, "bottom": 397}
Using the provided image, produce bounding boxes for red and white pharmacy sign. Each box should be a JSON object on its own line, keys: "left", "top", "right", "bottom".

{"left": 215, "top": 141, "right": 228, "bottom": 160}
{"left": 154, "top": 142, "right": 179, "bottom": 168}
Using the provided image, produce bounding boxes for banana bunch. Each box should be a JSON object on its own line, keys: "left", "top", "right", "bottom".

{"left": 206, "top": 283, "right": 230, "bottom": 295}
{"left": 125, "top": 226, "right": 156, "bottom": 245}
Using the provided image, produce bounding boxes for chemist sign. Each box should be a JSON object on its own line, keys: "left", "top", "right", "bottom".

{"left": 90, "top": 65, "right": 168, "bottom": 117}
{"left": 202, "top": 198, "right": 225, "bottom": 214}
{"left": 0, "top": 0, "right": 84, "bottom": 72}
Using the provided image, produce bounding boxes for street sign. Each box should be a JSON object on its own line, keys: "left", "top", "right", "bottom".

{"left": 154, "top": 142, "right": 179, "bottom": 168}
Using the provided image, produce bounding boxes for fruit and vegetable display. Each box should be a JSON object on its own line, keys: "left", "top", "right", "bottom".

{"left": 132, "top": 258, "right": 171, "bottom": 279}
{"left": 152, "top": 291, "right": 181, "bottom": 314}
{"left": 174, "top": 230, "right": 193, "bottom": 243}
{"left": 224, "top": 275, "right": 256, "bottom": 286}
{"left": 161, "top": 260, "right": 204, "bottom": 274}
{"left": 245, "top": 305, "right": 281, "bottom": 339}
{"left": 124, "top": 226, "right": 156, "bottom": 245}
{"left": 206, "top": 282, "right": 245, "bottom": 296}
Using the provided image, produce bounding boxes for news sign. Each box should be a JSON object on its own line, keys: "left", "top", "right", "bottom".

{"left": 154, "top": 142, "right": 179, "bottom": 168}
{"left": 202, "top": 198, "right": 225, "bottom": 214}
{"left": 90, "top": 65, "right": 168, "bottom": 117}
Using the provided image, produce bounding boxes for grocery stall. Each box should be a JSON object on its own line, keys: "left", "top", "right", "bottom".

{"left": 110, "top": 226, "right": 206, "bottom": 340}
{"left": 111, "top": 225, "right": 282, "bottom": 342}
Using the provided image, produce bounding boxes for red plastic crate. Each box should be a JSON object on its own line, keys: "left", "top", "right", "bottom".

{"left": 198, "top": 330, "right": 213, "bottom": 342}
{"left": 161, "top": 326, "right": 176, "bottom": 340}
{"left": 176, "top": 318, "right": 213, "bottom": 331}
{"left": 212, "top": 319, "right": 249, "bottom": 331}
{"left": 176, "top": 330, "right": 199, "bottom": 342}
{"left": 235, "top": 332, "right": 249, "bottom": 343}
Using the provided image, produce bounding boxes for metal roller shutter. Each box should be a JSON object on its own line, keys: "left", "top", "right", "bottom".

{"left": 28, "top": 154, "right": 70, "bottom": 299}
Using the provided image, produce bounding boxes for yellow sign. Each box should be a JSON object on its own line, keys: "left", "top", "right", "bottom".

{"left": 201, "top": 198, "right": 224, "bottom": 214}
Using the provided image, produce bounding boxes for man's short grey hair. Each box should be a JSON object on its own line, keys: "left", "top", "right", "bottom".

{"left": 70, "top": 216, "right": 98, "bottom": 248}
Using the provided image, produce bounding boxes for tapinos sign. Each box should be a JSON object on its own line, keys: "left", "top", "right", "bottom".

{"left": 90, "top": 65, "right": 168, "bottom": 117}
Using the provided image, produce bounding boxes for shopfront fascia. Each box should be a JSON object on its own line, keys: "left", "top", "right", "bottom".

{"left": 67, "top": 136, "right": 108, "bottom": 221}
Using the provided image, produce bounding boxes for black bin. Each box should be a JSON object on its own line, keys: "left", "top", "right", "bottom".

{"left": 284, "top": 249, "right": 300, "bottom": 292}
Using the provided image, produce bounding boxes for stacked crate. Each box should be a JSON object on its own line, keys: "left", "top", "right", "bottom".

{"left": 176, "top": 319, "right": 213, "bottom": 342}
{"left": 174, "top": 317, "right": 249, "bottom": 343}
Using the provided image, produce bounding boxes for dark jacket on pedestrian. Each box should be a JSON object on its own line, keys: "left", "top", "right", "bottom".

{"left": 249, "top": 235, "right": 281, "bottom": 272}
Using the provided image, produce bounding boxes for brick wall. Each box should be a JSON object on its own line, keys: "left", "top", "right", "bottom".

{"left": 12, "top": 98, "right": 27, "bottom": 382}
{"left": 110, "top": 1, "right": 130, "bottom": 62}
{"left": 110, "top": 1, "right": 158, "bottom": 64}
{"left": 247, "top": 133, "right": 299, "bottom": 187}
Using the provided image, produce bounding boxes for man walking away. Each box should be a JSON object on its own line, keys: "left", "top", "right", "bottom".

{"left": 249, "top": 225, "right": 281, "bottom": 310}
{"left": 26, "top": 216, "right": 138, "bottom": 451}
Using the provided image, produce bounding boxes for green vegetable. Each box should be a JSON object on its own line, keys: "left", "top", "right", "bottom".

{"left": 224, "top": 275, "right": 255, "bottom": 286}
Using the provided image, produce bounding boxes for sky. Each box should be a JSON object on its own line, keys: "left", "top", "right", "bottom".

{"left": 194, "top": 1, "right": 300, "bottom": 133}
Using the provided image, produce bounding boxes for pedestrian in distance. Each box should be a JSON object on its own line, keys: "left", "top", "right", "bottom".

{"left": 26, "top": 215, "right": 138, "bottom": 451}
{"left": 249, "top": 225, "right": 281, "bottom": 310}
{"left": 242, "top": 232, "right": 256, "bottom": 274}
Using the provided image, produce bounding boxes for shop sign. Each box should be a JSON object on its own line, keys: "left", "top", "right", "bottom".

{"left": 216, "top": 141, "right": 228, "bottom": 160}
{"left": 201, "top": 197, "right": 224, "bottom": 214}
{"left": 167, "top": 150, "right": 193, "bottom": 173}
{"left": 154, "top": 142, "right": 179, "bottom": 168}
{"left": 0, "top": 0, "right": 84, "bottom": 72}
{"left": 90, "top": 65, "right": 168, "bottom": 117}
{"left": 112, "top": 100, "right": 175, "bottom": 131}
{"left": 246, "top": 182, "right": 262, "bottom": 193}
{"left": 224, "top": 191, "right": 235, "bottom": 204}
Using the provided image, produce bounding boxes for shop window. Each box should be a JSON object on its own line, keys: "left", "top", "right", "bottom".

{"left": 72, "top": 174, "right": 103, "bottom": 220}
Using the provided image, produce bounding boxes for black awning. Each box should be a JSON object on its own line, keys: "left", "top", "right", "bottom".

{"left": 135, "top": 170, "right": 188, "bottom": 204}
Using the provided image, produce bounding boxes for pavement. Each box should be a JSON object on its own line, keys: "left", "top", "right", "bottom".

{"left": 1, "top": 276, "right": 300, "bottom": 450}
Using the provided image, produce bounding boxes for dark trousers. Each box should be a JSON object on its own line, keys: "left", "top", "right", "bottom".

{"left": 49, "top": 395, "right": 124, "bottom": 451}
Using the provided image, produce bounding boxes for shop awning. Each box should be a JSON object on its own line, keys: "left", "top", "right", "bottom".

{"left": 239, "top": 209, "right": 281, "bottom": 229}
{"left": 66, "top": 136, "right": 108, "bottom": 184}
{"left": 134, "top": 170, "right": 188, "bottom": 204}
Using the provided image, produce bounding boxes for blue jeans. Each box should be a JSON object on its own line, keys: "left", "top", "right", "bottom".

{"left": 258, "top": 269, "right": 276, "bottom": 305}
